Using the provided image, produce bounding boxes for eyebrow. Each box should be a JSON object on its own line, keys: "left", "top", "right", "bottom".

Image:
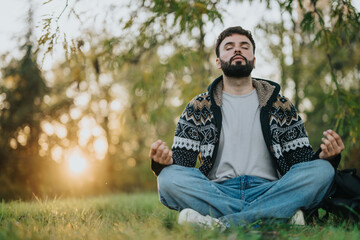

{"left": 223, "top": 41, "right": 251, "bottom": 48}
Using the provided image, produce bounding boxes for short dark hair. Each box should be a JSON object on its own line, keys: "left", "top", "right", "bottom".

{"left": 215, "top": 26, "right": 256, "bottom": 57}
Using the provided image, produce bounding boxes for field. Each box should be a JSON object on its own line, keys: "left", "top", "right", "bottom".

{"left": 0, "top": 192, "right": 359, "bottom": 240}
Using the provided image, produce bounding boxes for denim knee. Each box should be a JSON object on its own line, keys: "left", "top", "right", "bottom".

{"left": 309, "top": 160, "right": 335, "bottom": 186}
{"left": 157, "top": 165, "right": 185, "bottom": 195}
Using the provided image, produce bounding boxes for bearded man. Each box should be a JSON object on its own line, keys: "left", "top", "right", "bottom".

{"left": 149, "top": 26, "right": 344, "bottom": 229}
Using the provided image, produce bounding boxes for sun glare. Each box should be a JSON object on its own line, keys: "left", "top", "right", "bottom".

{"left": 68, "top": 150, "right": 87, "bottom": 174}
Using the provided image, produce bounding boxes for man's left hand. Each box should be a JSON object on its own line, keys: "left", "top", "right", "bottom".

{"left": 319, "top": 129, "right": 345, "bottom": 160}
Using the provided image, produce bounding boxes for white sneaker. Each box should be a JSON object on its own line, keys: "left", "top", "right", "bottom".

{"left": 178, "top": 208, "right": 226, "bottom": 231}
{"left": 290, "top": 209, "right": 306, "bottom": 225}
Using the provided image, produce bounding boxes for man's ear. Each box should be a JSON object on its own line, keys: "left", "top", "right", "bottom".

{"left": 253, "top": 57, "right": 256, "bottom": 68}
{"left": 216, "top": 58, "right": 222, "bottom": 69}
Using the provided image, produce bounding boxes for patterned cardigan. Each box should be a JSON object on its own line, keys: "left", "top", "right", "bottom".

{"left": 152, "top": 76, "right": 336, "bottom": 177}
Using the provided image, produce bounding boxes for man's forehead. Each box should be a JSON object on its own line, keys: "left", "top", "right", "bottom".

{"left": 221, "top": 34, "right": 251, "bottom": 45}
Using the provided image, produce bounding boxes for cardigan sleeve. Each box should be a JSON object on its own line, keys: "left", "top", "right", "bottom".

{"left": 275, "top": 96, "right": 341, "bottom": 174}
{"left": 171, "top": 101, "right": 201, "bottom": 167}
{"left": 151, "top": 101, "right": 201, "bottom": 176}
{"left": 271, "top": 96, "right": 316, "bottom": 174}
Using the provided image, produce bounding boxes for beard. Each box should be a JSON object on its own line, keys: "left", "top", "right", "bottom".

{"left": 220, "top": 54, "right": 255, "bottom": 78}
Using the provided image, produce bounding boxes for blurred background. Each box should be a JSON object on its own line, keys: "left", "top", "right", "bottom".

{"left": 0, "top": 0, "right": 359, "bottom": 201}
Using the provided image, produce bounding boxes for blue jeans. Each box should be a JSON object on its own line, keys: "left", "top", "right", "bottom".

{"left": 157, "top": 160, "right": 334, "bottom": 226}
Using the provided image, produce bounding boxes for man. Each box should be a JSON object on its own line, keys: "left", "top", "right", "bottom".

{"left": 149, "top": 26, "right": 344, "bottom": 229}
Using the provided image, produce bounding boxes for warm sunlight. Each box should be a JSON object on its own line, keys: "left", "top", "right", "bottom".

{"left": 68, "top": 149, "right": 88, "bottom": 174}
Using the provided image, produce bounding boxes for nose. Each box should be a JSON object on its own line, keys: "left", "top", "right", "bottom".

{"left": 234, "top": 48, "right": 241, "bottom": 54}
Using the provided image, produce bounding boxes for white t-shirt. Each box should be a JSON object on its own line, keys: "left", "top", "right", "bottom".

{"left": 208, "top": 90, "right": 278, "bottom": 182}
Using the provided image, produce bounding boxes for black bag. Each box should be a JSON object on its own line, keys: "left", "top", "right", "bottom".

{"left": 322, "top": 169, "right": 360, "bottom": 222}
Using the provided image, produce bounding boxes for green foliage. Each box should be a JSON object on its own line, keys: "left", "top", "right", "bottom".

{"left": 136, "top": 0, "right": 223, "bottom": 34}
{"left": 0, "top": 193, "right": 359, "bottom": 239}
{"left": 259, "top": 0, "right": 360, "bottom": 166}
{"left": 296, "top": 0, "right": 360, "bottom": 154}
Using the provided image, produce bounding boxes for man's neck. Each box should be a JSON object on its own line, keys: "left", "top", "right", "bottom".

{"left": 222, "top": 75, "right": 254, "bottom": 95}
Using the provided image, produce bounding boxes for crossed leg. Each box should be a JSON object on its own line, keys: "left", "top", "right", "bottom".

{"left": 157, "top": 160, "right": 334, "bottom": 226}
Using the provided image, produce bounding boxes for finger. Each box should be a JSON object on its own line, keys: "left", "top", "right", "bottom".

{"left": 167, "top": 150, "right": 173, "bottom": 161}
{"left": 327, "top": 130, "right": 345, "bottom": 151}
{"left": 321, "top": 138, "right": 334, "bottom": 158}
{"left": 160, "top": 148, "right": 170, "bottom": 163}
{"left": 149, "top": 140, "right": 161, "bottom": 156}
{"left": 324, "top": 130, "right": 344, "bottom": 154}
{"left": 154, "top": 143, "right": 166, "bottom": 159}
{"left": 165, "top": 150, "right": 173, "bottom": 164}
{"left": 149, "top": 140, "right": 163, "bottom": 158}
{"left": 319, "top": 143, "right": 329, "bottom": 159}
{"left": 324, "top": 132, "right": 336, "bottom": 147}
{"left": 327, "top": 135, "right": 342, "bottom": 154}
{"left": 167, "top": 157, "right": 174, "bottom": 165}
{"left": 157, "top": 142, "right": 171, "bottom": 161}
{"left": 322, "top": 137, "right": 334, "bottom": 152}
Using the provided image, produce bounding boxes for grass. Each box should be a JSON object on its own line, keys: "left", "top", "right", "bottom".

{"left": 0, "top": 192, "right": 359, "bottom": 240}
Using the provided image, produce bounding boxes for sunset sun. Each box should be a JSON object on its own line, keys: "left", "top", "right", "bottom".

{"left": 68, "top": 150, "right": 87, "bottom": 174}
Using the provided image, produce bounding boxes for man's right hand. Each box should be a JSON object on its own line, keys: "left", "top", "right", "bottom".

{"left": 149, "top": 140, "right": 174, "bottom": 165}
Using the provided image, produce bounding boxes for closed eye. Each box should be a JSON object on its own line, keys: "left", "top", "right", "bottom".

{"left": 224, "top": 42, "right": 235, "bottom": 51}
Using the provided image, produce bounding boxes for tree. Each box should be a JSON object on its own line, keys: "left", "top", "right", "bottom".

{"left": 0, "top": 42, "right": 49, "bottom": 199}
{"left": 33, "top": 0, "right": 226, "bottom": 194}
{"left": 258, "top": 0, "right": 360, "bottom": 167}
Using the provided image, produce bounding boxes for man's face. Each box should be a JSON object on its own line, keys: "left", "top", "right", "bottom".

{"left": 216, "top": 34, "right": 256, "bottom": 78}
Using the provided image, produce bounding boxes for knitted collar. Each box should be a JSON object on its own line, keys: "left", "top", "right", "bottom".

{"left": 209, "top": 75, "right": 279, "bottom": 107}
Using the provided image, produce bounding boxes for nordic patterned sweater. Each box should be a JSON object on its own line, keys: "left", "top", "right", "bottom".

{"left": 152, "top": 76, "right": 336, "bottom": 177}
